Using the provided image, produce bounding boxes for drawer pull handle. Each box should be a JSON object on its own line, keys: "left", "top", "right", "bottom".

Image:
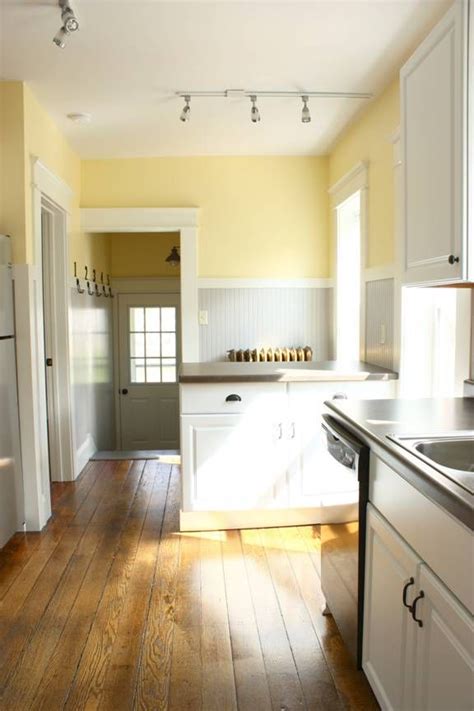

{"left": 402, "top": 577, "right": 415, "bottom": 610}
{"left": 225, "top": 394, "right": 242, "bottom": 402}
{"left": 411, "top": 590, "right": 424, "bottom": 627}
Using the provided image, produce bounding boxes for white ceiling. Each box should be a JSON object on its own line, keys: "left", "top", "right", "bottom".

{"left": 0, "top": 0, "right": 451, "bottom": 158}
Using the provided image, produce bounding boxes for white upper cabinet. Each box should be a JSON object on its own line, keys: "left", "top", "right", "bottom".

{"left": 401, "top": 1, "right": 471, "bottom": 285}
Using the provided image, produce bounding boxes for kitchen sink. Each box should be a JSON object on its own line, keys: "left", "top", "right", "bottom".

{"left": 387, "top": 434, "right": 474, "bottom": 495}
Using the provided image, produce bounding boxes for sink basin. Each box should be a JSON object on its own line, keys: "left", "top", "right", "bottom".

{"left": 415, "top": 439, "right": 474, "bottom": 473}
{"left": 388, "top": 434, "right": 474, "bottom": 495}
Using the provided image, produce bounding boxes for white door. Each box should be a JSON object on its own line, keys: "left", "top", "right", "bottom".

{"left": 181, "top": 414, "right": 287, "bottom": 511}
{"left": 363, "top": 505, "right": 419, "bottom": 711}
{"left": 118, "top": 293, "right": 181, "bottom": 450}
{"left": 413, "top": 564, "right": 474, "bottom": 711}
{"left": 400, "top": 1, "right": 467, "bottom": 284}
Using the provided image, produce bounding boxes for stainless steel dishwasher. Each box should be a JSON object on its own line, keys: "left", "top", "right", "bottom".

{"left": 320, "top": 414, "right": 370, "bottom": 669}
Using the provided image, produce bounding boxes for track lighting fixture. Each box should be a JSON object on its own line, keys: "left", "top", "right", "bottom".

{"left": 250, "top": 95, "right": 261, "bottom": 123}
{"left": 53, "top": 0, "right": 79, "bottom": 49}
{"left": 180, "top": 96, "right": 191, "bottom": 122}
{"left": 175, "top": 88, "right": 371, "bottom": 125}
{"left": 301, "top": 96, "right": 311, "bottom": 123}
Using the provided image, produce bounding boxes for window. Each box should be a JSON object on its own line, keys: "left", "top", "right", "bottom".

{"left": 129, "top": 306, "right": 177, "bottom": 383}
{"left": 336, "top": 191, "right": 361, "bottom": 361}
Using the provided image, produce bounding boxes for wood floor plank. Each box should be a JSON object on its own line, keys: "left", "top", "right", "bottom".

{"left": 222, "top": 530, "right": 272, "bottom": 711}
{"left": 240, "top": 528, "right": 306, "bottom": 711}
{"left": 262, "top": 527, "right": 343, "bottom": 711}
{"left": 133, "top": 465, "right": 182, "bottom": 711}
{"left": 96, "top": 462, "right": 172, "bottom": 711}
{"left": 63, "top": 461, "right": 155, "bottom": 710}
{"left": 0, "top": 524, "right": 103, "bottom": 710}
{"left": 199, "top": 532, "right": 237, "bottom": 711}
{"left": 286, "top": 527, "right": 378, "bottom": 710}
{"left": 31, "top": 460, "right": 146, "bottom": 711}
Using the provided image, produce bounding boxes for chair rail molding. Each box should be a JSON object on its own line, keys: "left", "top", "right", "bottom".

{"left": 198, "top": 278, "right": 334, "bottom": 289}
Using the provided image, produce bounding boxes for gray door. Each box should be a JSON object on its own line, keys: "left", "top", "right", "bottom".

{"left": 118, "top": 293, "right": 181, "bottom": 450}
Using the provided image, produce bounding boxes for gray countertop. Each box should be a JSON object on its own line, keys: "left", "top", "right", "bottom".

{"left": 325, "top": 397, "right": 474, "bottom": 529}
{"left": 180, "top": 360, "right": 398, "bottom": 383}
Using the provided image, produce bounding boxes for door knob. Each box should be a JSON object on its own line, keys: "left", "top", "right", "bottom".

{"left": 448, "top": 254, "right": 460, "bottom": 265}
{"left": 121, "top": 388, "right": 128, "bottom": 395}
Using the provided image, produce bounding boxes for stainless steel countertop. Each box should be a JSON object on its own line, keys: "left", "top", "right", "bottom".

{"left": 179, "top": 360, "right": 398, "bottom": 383}
{"left": 325, "top": 397, "right": 474, "bottom": 529}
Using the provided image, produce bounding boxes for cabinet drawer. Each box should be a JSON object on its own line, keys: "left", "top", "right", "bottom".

{"left": 180, "top": 382, "right": 287, "bottom": 415}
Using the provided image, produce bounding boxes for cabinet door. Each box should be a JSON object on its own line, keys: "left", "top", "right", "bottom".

{"left": 413, "top": 564, "right": 474, "bottom": 711}
{"left": 400, "top": 1, "right": 468, "bottom": 285}
{"left": 363, "top": 505, "right": 419, "bottom": 711}
{"left": 181, "top": 414, "right": 287, "bottom": 511}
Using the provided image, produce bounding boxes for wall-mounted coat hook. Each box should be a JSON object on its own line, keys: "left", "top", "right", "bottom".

{"left": 102, "top": 284, "right": 109, "bottom": 298}
{"left": 84, "top": 265, "right": 89, "bottom": 280}
{"left": 74, "top": 261, "right": 78, "bottom": 278}
{"left": 100, "top": 272, "right": 104, "bottom": 284}
{"left": 92, "top": 269, "right": 97, "bottom": 283}
{"left": 95, "top": 283, "right": 102, "bottom": 297}
{"left": 76, "top": 277, "right": 85, "bottom": 294}
{"left": 87, "top": 280, "right": 94, "bottom": 296}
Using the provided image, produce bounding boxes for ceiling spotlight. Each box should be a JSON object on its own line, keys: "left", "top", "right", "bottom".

{"left": 53, "top": 27, "right": 69, "bottom": 48}
{"left": 301, "top": 96, "right": 311, "bottom": 123}
{"left": 62, "top": 8, "right": 79, "bottom": 33}
{"left": 53, "top": 1, "right": 79, "bottom": 48}
{"left": 180, "top": 96, "right": 191, "bottom": 122}
{"left": 250, "top": 95, "right": 260, "bottom": 123}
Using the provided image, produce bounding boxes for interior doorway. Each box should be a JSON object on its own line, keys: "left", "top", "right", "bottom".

{"left": 336, "top": 190, "right": 362, "bottom": 361}
{"left": 117, "top": 291, "right": 181, "bottom": 450}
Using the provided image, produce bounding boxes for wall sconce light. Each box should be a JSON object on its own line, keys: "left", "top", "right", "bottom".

{"left": 165, "top": 246, "right": 180, "bottom": 267}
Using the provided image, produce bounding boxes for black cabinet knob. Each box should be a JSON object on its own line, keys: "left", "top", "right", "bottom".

{"left": 225, "top": 394, "right": 242, "bottom": 402}
{"left": 448, "top": 254, "right": 460, "bottom": 265}
{"left": 121, "top": 388, "right": 128, "bottom": 395}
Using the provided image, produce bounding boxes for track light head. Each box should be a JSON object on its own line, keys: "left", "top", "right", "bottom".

{"left": 180, "top": 95, "right": 191, "bottom": 122}
{"left": 250, "top": 95, "right": 260, "bottom": 123}
{"left": 62, "top": 8, "right": 79, "bottom": 32}
{"left": 53, "top": 26, "right": 69, "bottom": 48}
{"left": 301, "top": 96, "right": 311, "bottom": 123}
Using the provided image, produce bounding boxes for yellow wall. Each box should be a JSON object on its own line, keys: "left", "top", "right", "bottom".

{"left": 0, "top": 82, "right": 26, "bottom": 261}
{"left": 81, "top": 156, "right": 330, "bottom": 278}
{"left": 109, "top": 232, "right": 180, "bottom": 277}
{"left": 329, "top": 79, "right": 400, "bottom": 268}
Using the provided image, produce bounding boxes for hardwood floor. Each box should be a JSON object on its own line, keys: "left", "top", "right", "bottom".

{"left": 0, "top": 460, "right": 378, "bottom": 710}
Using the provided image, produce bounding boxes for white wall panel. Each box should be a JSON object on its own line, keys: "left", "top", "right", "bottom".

{"left": 198, "top": 287, "right": 333, "bottom": 362}
{"left": 70, "top": 288, "right": 115, "bottom": 466}
{"left": 365, "top": 279, "right": 395, "bottom": 370}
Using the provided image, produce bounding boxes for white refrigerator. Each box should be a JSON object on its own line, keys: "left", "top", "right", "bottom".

{"left": 0, "top": 235, "right": 24, "bottom": 548}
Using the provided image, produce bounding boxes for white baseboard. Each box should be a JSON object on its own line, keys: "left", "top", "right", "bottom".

{"left": 76, "top": 433, "right": 97, "bottom": 478}
{"left": 179, "top": 503, "right": 358, "bottom": 531}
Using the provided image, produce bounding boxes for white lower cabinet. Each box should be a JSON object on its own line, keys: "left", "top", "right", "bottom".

{"left": 181, "top": 413, "right": 288, "bottom": 511}
{"left": 364, "top": 505, "right": 473, "bottom": 711}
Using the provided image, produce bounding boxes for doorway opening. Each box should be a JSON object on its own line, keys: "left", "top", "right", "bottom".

{"left": 336, "top": 191, "right": 362, "bottom": 361}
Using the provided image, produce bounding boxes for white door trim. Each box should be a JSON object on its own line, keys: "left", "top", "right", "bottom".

{"left": 15, "top": 157, "right": 76, "bottom": 530}
{"left": 80, "top": 208, "right": 199, "bottom": 362}
{"left": 329, "top": 162, "right": 369, "bottom": 361}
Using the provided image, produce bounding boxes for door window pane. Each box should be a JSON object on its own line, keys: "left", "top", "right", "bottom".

{"left": 131, "top": 358, "right": 146, "bottom": 383}
{"left": 161, "top": 307, "right": 176, "bottom": 332}
{"left": 161, "top": 332, "right": 176, "bottom": 357}
{"left": 145, "top": 307, "right": 160, "bottom": 331}
{"left": 130, "top": 307, "right": 145, "bottom": 332}
{"left": 146, "top": 333, "right": 161, "bottom": 357}
{"left": 146, "top": 358, "right": 161, "bottom": 383}
{"left": 130, "top": 333, "right": 145, "bottom": 358}
{"left": 129, "top": 305, "right": 178, "bottom": 383}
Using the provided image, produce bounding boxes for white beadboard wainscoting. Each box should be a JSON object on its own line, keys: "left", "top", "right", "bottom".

{"left": 365, "top": 278, "right": 395, "bottom": 371}
{"left": 198, "top": 286, "right": 334, "bottom": 362}
{"left": 70, "top": 288, "right": 115, "bottom": 472}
